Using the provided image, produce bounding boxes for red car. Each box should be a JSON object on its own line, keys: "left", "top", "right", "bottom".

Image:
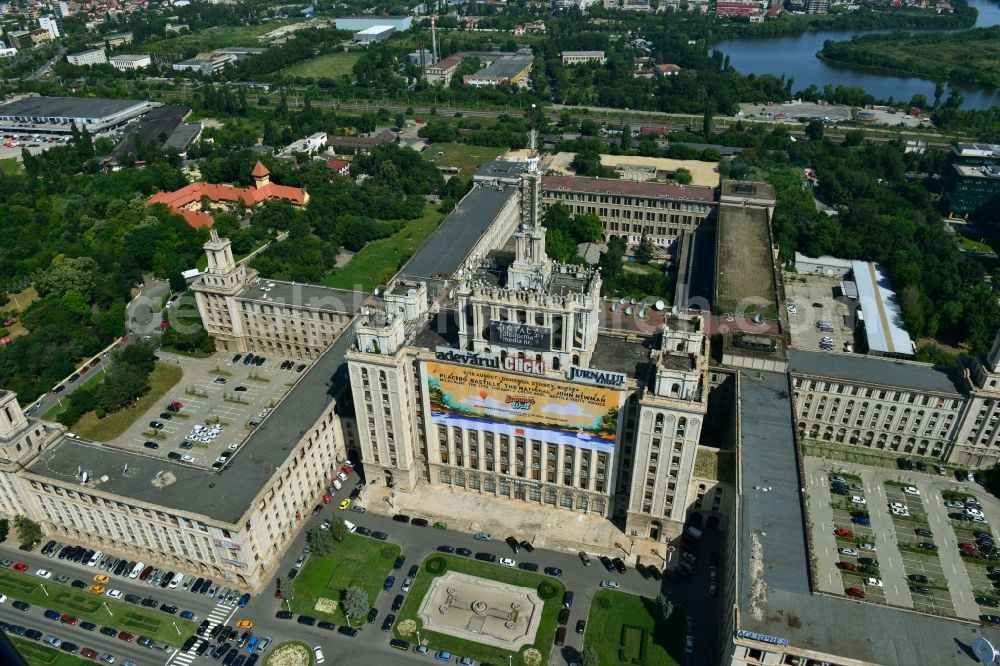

{"left": 89, "top": 358, "right": 100, "bottom": 367}
{"left": 169, "top": 400, "right": 184, "bottom": 410}
{"left": 323, "top": 494, "right": 331, "bottom": 504}
{"left": 834, "top": 528, "right": 854, "bottom": 538}
{"left": 81, "top": 647, "right": 99, "bottom": 660}
{"left": 341, "top": 464, "right": 353, "bottom": 475}
{"left": 60, "top": 614, "right": 79, "bottom": 625}
{"left": 13, "top": 562, "right": 27, "bottom": 572}
{"left": 846, "top": 587, "right": 867, "bottom": 599}
{"left": 836, "top": 562, "right": 858, "bottom": 571}
{"left": 117, "top": 631, "right": 134, "bottom": 642}
{"left": 79, "top": 365, "right": 89, "bottom": 374}
{"left": 120, "top": 335, "right": 128, "bottom": 344}
{"left": 554, "top": 626, "right": 566, "bottom": 646}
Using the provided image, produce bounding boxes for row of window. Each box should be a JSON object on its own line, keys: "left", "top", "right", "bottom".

{"left": 545, "top": 191, "right": 712, "bottom": 212}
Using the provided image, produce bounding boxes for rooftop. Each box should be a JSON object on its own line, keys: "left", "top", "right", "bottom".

{"left": 542, "top": 174, "right": 716, "bottom": 202}
{"left": 26, "top": 320, "right": 359, "bottom": 524}
{"left": 400, "top": 183, "right": 518, "bottom": 282}
{"left": 852, "top": 260, "right": 914, "bottom": 357}
{"left": 475, "top": 160, "right": 529, "bottom": 183}
{"left": 587, "top": 334, "right": 653, "bottom": 380}
{"left": 788, "top": 349, "right": 962, "bottom": 394}
{"left": 0, "top": 96, "right": 149, "bottom": 119}
{"left": 468, "top": 56, "right": 532, "bottom": 81}
{"left": 738, "top": 372, "right": 995, "bottom": 664}
{"left": 236, "top": 279, "right": 365, "bottom": 314}
{"left": 954, "top": 164, "right": 1000, "bottom": 178}
{"left": 953, "top": 142, "right": 1000, "bottom": 157}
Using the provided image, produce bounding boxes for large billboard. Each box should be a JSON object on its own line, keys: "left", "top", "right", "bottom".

{"left": 424, "top": 361, "right": 623, "bottom": 452}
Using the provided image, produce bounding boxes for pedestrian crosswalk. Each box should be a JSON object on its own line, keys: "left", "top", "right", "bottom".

{"left": 163, "top": 602, "right": 237, "bottom": 666}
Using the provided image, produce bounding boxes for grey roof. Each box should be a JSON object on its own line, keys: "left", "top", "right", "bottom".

{"left": 162, "top": 122, "right": 201, "bottom": 152}
{"left": 738, "top": 372, "right": 996, "bottom": 664}
{"left": 236, "top": 280, "right": 365, "bottom": 314}
{"left": 474, "top": 160, "right": 528, "bottom": 183}
{"left": 788, "top": 349, "right": 962, "bottom": 395}
{"left": 469, "top": 57, "right": 532, "bottom": 80}
{"left": 400, "top": 183, "right": 517, "bottom": 281}
{"left": 852, "top": 260, "right": 914, "bottom": 356}
{"left": 0, "top": 96, "right": 147, "bottom": 119}
{"left": 26, "top": 320, "right": 358, "bottom": 525}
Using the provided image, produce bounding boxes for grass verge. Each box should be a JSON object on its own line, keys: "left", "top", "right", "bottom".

{"left": 281, "top": 52, "right": 359, "bottom": 79}
{"left": 289, "top": 533, "right": 400, "bottom": 625}
{"left": 585, "top": 589, "right": 684, "bottom": 666}
{"left": 0, "top": 157, "right": 19, "bottom": 176}
{"left": 40, "top": 370, "right": 107, "bottom": 421}
{"left": 424, "top": 142, "right": 506, "bottom": 175}
{"left": 322, "top": 205, "right": 445, "bottom": 291}
{"left": 0, "top": 569, "right": 196, "bottom": 646}
{"left": 392, "top": 554, "right": 565, "bottom": 665}
{"left": 10, "top": 636, "right": 92, "bottom": 666}
{"left": 69, "top": 363, "right": 184, "bottom": 441}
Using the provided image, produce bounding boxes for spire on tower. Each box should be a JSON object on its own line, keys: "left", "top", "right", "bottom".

{"left": 527, "top": 103, "right": 538, "bottom": 173}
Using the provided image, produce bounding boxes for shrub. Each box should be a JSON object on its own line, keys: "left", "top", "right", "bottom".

{"left": 380, "top": 546, "right": 396, "bottom": 559}
{"left": 522, "top": 648, "right": 542, "bottom": 666}
{"left": 536, "top": 582, "right": 558, "bottom": 600}
{"left": 425, "top": 556, "right": 447, "bottom": 574}
{"left": 397, "top": 619, "right": 417, "bottom": 637}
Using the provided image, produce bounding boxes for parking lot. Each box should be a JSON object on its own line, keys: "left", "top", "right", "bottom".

{"left": 783, "top": 272, "right": 856, "bottom": 353}
{"left": 805, "top": 457, "right": 992, "bottom": 620}
{"left": 112, "top": 351, "right": 310, "bottom": 469}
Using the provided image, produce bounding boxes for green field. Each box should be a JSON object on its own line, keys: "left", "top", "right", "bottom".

{"left": 392, "top": 554, "right": 566, "bottom": 666}
{"left": 425, "top": 142, "right": 506, "bottom": 176}
{"left": 322, "top": 205, "right": 445, "bottom": 290}
{"left": 142, "top": 20, "right": 303, "bottom": 53}
{"left": 0, "top": 569, "right": 196, "bottom": 646}
{"left": 0, "top": 157, "right": 19, "bottom": 176}
{"left": 11, "top": 636, "right": 92, "bottom": 666}
{"left": 281, "top": 52, "right": 360, "bottom": 80}
{"left": 584, "top": 589, "right": 684, "bottom": 666}
{"left": 68, "top": 362, "right": 184, "bottom": 440}
{"left": 289, "top": 533, "right": 400, "bottom": 625}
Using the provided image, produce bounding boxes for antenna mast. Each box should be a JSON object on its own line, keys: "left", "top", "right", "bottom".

{"left": 431, "top": 14, "right": 439, "bottom": 66}
{"left": 527, "top": 103, "right": 538, "bottom": 173}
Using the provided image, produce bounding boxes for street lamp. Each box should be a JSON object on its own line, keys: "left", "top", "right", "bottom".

{"left": 39, "top": 584, "right": 48, "bottom": 597}
{"left": 102, "top": 602, "right": 113, "bottom": 617}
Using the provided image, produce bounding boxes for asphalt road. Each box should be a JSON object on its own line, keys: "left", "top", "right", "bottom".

{"left": 1, "top": 480, "right": 721, "bottom": 666}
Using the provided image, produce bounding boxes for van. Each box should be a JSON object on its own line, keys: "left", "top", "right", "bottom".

{"left": 169, "top": 573, "right": 184, "bottom": 589}
{"left": 344, "top": 520, "right": 357, "bottom": 533}
{"left": 88, "top": 551, "right": 102, "bottom": 567}
{"left": 129, "top": 562, "right": 144, "bottom": 579}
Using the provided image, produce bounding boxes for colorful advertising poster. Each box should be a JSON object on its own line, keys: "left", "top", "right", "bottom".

{"left": 424, "top": 361, "right": 623, "bottom": 452}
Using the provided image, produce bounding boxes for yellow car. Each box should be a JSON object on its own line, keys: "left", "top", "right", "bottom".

{"left": 339, "top": 498, "right": 351, "bottom": 510}
{"left": 93, "top": 574, "right": 109, "bottom": 584}
{"left": 236, "top": 619, "right": 253, "bottom": 629}
{"left": 89, "top": 585, "right": 106, "bottom": 594}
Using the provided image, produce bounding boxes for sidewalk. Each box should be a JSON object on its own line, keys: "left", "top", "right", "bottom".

{"left": 363, "top": 484, "right": 675, "bottom": 568}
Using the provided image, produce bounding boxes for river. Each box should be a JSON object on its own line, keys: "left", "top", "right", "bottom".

{"left": 713, "top": 0, "right": 1000, "bottom": 110}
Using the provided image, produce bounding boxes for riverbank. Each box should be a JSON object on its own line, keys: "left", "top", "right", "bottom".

{"left": 726, "top": 3, "right": 976, "bottom": 39}
{"left": 817, "top": 26, "right": 1000, "bottom": 90}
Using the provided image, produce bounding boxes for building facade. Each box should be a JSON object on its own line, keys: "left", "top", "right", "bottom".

{"left": 540, "top": 174, "right": 717, "bottom": 249}
{"left": 67, "top": 48, "right": 107, "bottom": 66}
{"left": 109, "top": 54, "right": 151, "bottom": 70}
{"left": 561, "top": 50, "right": 606, "bottom": 65}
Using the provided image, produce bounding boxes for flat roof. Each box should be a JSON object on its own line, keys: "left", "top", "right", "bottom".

{"left": 0, "top": 96, "right": 148, "bottom": 119}
{"left": 475, "top": 160, "right": 528, "bottom": 183}
{"left": 400, "top": 183, "right": 517, "bottom": 281}
{"left": 355, "top": 25, "right": 395, "bottom": 35}
{"left": 788, "top": 349, "right": 962, "bottom": 394}
{"left": 954, "top": 164, "right": 1000, "bottom": 179}
{"left": 852, "top": 260, "right": 914, "bottom": 356}
{"left": 794, "top": 252, "right": 853, "bottom": 269}
{"left": 236, "top": 279, "right": 365, "bottom": 314}
{"left": 470, "top": 57, "right": 531, "bottom": 80}
{"left": 26, "top": 320, "right": 358, "bottom": 524}
{"left": 542, "top": 174, "right": 716, "bottom": 202}
{"left": 738, "top": 372, "right": 996, "bottom": 664}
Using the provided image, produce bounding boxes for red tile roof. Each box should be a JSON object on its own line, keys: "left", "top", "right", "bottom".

{"left": 251, "top": 161, "right": 270, "bottom": 178}
{"left": 146, "top": 179, "right": 307, "bottom": 229}
{"left": 542, "top": 175, "right": 717, "bottom": 202}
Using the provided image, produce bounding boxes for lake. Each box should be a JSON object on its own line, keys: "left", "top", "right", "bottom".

{"left": 713, "top": 0, "right": 1000, "bottom": 109}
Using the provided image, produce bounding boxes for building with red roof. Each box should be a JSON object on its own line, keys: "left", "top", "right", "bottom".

{"left": 146, "top": 162, "right": 309, "bottom": 228}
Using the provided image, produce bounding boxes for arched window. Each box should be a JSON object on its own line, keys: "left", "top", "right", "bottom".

{"left": 545, "top": 488, "right": 557, "bottom": 505}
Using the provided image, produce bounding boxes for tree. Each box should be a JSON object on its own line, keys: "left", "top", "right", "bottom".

{"left": 655, "top": 593, "right": 674, "bottom": 623}
{"left": 620, "top": 123, "right": 632, "bottom": 151}
{"left": 805, "top": 120, "right": 824, "bottom": 141}
{"left": 674, "top": 168, "right": 693, "bottom": 185}
{"left": 702, "top": 101, "right": 714, "bottom": 137}
{"left": 637, "top": 239, "right": 655, "bottom": 264}
{"left": 342, "top": 586, "right": 370, "bottom": 623}
{"left": 308, "top": 526, "right": 334, "bottom": 555}
{"left": 13, "top": 516, "right": 41, "bottom": 547}
{"left": 327, "top": 516, "right": 349, "bottom": 542}
{"left": 580, "top": 646, "right": 599, "bottom": 666}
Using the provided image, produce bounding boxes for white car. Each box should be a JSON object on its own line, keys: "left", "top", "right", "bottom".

{"left": 891, "top": 507, "right": 910, "bottom": 517}
{"left": 839, "top": 548, "right": 858, "bottom": 557}
{"left": 0, "top": 594, "right": 7, "bottom": 603}
{"left": 181, "top": 455, "right": 195, "bottom": 463}
{"left": 106, "top": 589, "right": 123, "bottom": 599}
{"left": 903, "top": 486, "right": 920, "bottom": 496}
{"left": 851, "top": 496, "right": 866, "bottom": 505}
{"left": 337, "top": 471, "right": 348, "bottom": 482}
{"left": 787, "top": 304, "right": 797, "bottom": 313}
{"left": 859, "top": 542, "right": 876, "bottom": 551}
{"left": 946, "top": 500, "right": 965, "bottom": 508}
{"left": 35, "top": 569, "right": 52, "bottom": 579}
{"left": 402, "top": 577, "right": 413, "bottom": 593}
{"left": 314, "top": 646, "right": 325, "bottom": 664}
{"left": 498, "top": 557, "right": 516, "bottom": 567}
{"left": 889, "top": 501, "right": 906, "bottom": 510}
{"left": 600, "top": 580, "right": 620, "bottom": 589}
{"left": 865, "top": 577, "right": 883, "bottom": 588}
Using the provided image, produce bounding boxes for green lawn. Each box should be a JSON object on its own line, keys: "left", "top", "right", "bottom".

{"left": 957, "top": 233, "right": 995, "bottom": 254}
{"left": 392, "top": 554, "right": 566, "bottom": 666}
{"left": 68, "top": 362, "right": 184, "bottom": 440}
{"left": 322, "top": 205, "right": 445, "bottom": 291}
{"left": 142, "top": 20, "right": 302, "bottom": 53}
{"left": 425, "top": 142, "right": 506, "bottom": 176}
{"left": 585, "top": 589, "right": 684, "bottom": 666}
{"left": 289, "top": 533, "right": 400, "bottom": 625}
{"left": 0, "top": 157, "right": 19, "bottom": 176}
{"left": 11, "top": 636, "right": 92, "bottom": 666}
{"left": 281, "top": 52, "right": 360, "bottom": 79}
{"left": 0, "top": 569, "right": 196, "bottom": 646}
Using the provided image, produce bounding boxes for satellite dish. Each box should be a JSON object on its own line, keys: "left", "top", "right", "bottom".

{"left": 974, "top": 637, "right": 998, "bottom": 665}
{"left": 655, "top": 299, "right": 665, "bottom": 311}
